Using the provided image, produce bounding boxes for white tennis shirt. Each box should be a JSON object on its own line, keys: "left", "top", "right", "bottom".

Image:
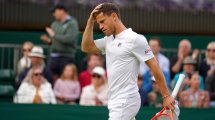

{"left": 94, "top": 28, "right": 154, "bottom": 105}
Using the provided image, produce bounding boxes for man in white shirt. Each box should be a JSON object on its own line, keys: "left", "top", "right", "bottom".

{"left": 81, "top": 3, "right": 175, "bottom": 120}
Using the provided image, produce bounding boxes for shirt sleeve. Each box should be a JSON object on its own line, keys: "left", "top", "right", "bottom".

{"left": 94, "top": 37, "right": 107, "bottom": 54}
{"left": 131, "top": 35, "right": 154, "bottom": 63}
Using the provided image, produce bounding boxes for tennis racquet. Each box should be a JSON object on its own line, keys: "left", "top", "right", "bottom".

{"left": 151, "top": 74, "right": 185, "bottom": 120}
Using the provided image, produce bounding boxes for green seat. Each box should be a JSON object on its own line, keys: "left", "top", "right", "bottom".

{"left": 0, "top": 85, "right": 15, "bottom": 102}
{"left": 0, "top": 69, "right": 15, "bottom": 85}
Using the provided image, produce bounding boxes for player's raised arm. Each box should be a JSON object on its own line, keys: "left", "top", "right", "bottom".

{"left": 81, "top": 4, "right": 103, "bottom": 53}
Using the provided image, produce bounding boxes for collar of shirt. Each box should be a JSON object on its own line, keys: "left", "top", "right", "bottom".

{"left": 61, "top": 15, "right": 71, "bottom": 24}
{"left": 114, "top": 28, "right": 132, "bottom": 39}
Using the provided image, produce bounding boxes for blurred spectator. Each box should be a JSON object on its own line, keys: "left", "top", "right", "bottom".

{"left": 205, "top": 69, "right": 215, "bottom": 107}
{"left": 80, "top": 66, "right": 108, "bottom": 106}
{"left": 40, "top": 3, "right": 79, "bottom": 82}
{"left": 179, "top": 72, "right": 210, "bottom": 108}
{"left": 170, "top": 39, "right": 199, "bottom": 78}
{"left": 140, "top": 37, "right": 170, "bottom": 76}
{"left": 14, "top": 66, "right": 56, "bottom": 104}
{"left": 148, "top": 77, "right": 163, "bottom": 108}
{"left": 173, "top": 56, "right": 204, "bottom": 91}
{"left": 17, "top": 41, "right": 34, "bottom": 76}
{"left": 140, "top": 37, "right": 170, "bottom": 92}
{"left": 137, "top": 74, "right": 148, "bottom": 106}
{"left": 199, "top": 42, "right": 215, "bottom": 80}
{"left": 54, "top": 64, "right": 80, "bottom": 104}
{"left": 17, "top": 46, "right": 51, "bottom": 89}
{"left": 79, "top": 53, "right": 104, "bottom": 90}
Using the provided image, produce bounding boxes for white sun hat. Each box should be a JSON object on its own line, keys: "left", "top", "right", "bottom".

{"left": 28, "top": 46, "right": 45, "bottom": 58}
{"left": 92, "top": 66, "right": 105, "bottom": 76}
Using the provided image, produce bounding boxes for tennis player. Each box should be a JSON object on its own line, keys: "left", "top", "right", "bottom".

{"left": 81, "top": 3, "right": 175, "bottom": 120}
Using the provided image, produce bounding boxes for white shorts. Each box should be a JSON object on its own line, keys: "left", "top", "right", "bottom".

{"left": 108, "top": 96, "right": 141, "bottom": 120}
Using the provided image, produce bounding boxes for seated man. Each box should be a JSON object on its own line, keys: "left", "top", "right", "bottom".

{"left": 80, "top": 66, "right": 108, "bottom": 106}
{"left": 179, "top": 72, "right": 210, "bottom": 108}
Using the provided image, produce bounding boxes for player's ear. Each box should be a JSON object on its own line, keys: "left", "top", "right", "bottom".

{"left": 111, "top": 13, "right": 117, "bottom": 21}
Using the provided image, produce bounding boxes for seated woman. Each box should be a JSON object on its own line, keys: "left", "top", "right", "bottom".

{"left": 80, "top": 66, "right": 108, "bottom": 106}
{"left": 54, "top": 64, "right": 80, "bottom": 104}
{"left": 14, "top": 66, "right": 56, "bottom": 104}
{"left": 179, "top": 72, "right": 210, "bottom": 108}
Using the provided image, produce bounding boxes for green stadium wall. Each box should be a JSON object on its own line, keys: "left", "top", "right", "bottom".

{"left": 0, "top": 31, "right": 214, "bottom": 49}
{"left": 0, "top": 103, "right": 215, "bottom": 120}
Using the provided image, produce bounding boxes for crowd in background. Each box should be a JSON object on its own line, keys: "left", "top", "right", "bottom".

{"left": 7, "top": 2, "right": 215, "bottom": 108}
{"left": 4, "top": 0, "right": 215, "bottom": 13}
{"left": 13, "top": 37, "right": 215, "bottom": 108}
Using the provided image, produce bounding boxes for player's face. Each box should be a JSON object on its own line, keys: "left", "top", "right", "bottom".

{"left": 96, "top": 12, "right": 115, "bottom": 36}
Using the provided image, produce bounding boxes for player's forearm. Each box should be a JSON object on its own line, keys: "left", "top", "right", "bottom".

{"left": 81, "top": 20, "right": 94, "bottom": 53}
{"left": 153, "top": 68, "right": 170, "bottom": 97}
{"left": 147, "top": 58, "right": 170, "bottom": 97}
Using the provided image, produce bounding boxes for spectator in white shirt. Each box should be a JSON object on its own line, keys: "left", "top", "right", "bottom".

{"left": 16, "top": 41, "right": 34, "bottom": 77}
{"left": 14, "top": 66, "right": 56, "bottom": 104}
{"left": 80, "top": 66, "right": 108, "bottom": 106}
{"left": 139, "top": 37, "right": 170, "bottom": 75}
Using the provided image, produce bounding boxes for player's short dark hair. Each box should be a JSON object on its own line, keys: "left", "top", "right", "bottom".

{"left": 93, "top": 3, "right": 121, "bottom": 19}
{"left": 149, "top": 37, "right": 162, "bottom": 47}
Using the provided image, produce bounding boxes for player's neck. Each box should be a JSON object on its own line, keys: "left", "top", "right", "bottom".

{"left": 113, "top": 21, "right": 127, "bottom": 37}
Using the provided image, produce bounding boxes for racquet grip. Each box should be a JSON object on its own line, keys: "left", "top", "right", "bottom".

{"left": 171, "top": 74, "right": 185, "bottom": 98}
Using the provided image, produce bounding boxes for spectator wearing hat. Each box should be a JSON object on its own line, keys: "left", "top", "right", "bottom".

{"left": 179, "top": 72, "right": 210, "bottom": 108}
{"left": 80, "top": 66, "right": 108, "bottom": 106}
{"left": 173, "top": 56, "right": 204, "bottom": 91}
{"left": 16, "top": 46, "right": 52, "bottom": 90}
{"left": 40, "top": 3, "right": 79, "bottom": 83}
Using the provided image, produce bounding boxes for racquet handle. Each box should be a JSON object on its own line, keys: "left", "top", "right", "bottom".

{"left": 171, "top": 74, "right": 185, "bottom": 98}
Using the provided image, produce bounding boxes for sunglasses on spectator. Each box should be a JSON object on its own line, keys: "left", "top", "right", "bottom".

{"left": 207, "top": 49, "right": 215, "bottom": 52}
{"left": 23, "top": 49, "right": 31, "bottom": 52}
{"left": 33, "top": 72, "right": 43, "bottom": 76}
{"left": 92, "top": 74, "right": 102, "bottom": 79}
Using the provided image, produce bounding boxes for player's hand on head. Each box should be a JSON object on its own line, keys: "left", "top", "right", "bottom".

{"left": 89, "top": 4, "right": 103, "bottom": 22}
{"left": 163, "top": 95, "right": 175, "bottom": 110}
